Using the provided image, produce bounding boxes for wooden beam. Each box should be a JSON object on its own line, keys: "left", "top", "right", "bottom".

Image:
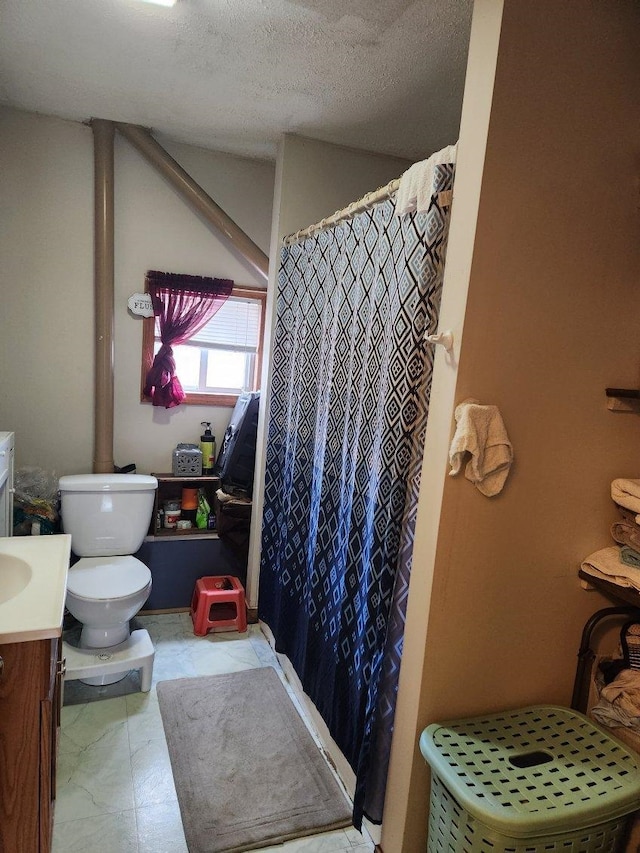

{"left": 116, "top": 123, "right": 269, "bottom": 282}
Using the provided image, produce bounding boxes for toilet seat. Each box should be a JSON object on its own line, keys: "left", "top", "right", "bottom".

{"left": 67, "top": 556, "right": 151, "bottom": 600}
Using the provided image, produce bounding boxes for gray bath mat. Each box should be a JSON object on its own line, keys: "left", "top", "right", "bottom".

{"left": 156, "top": 667, "right": 352, "bottom": 853}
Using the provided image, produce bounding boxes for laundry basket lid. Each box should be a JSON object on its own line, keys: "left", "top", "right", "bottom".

{"left": 420, "top": 705, "right": 640, "bottom": 838}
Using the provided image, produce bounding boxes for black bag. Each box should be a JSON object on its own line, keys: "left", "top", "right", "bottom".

{"left": 213, "top": 392, "right": 260, "bottom": 496}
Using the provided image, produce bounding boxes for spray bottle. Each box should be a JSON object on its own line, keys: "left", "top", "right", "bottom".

{"left": 200, "top": 422, "right": 216, "bottom": 474}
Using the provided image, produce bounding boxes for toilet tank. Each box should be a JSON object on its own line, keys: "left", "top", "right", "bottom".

{"left": 58, "top": 474, "right": 158, "bottom": 557}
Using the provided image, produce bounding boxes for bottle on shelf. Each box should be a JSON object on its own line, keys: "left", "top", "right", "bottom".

{"left": 199, "top": 422, "right": 216, "bottom": 474}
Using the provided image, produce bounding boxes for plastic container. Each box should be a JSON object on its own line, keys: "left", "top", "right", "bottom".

{"left": 420, "top": 705, "right": 640, "bottom": 852}
{"left": 172, "top": 443, "right": 202, "bottom": 476}
{"left": 163, "top": 500, "right": 181, "bottom": 529}
{"left": 181, "top": 488, "right": 198, "bottom": 509}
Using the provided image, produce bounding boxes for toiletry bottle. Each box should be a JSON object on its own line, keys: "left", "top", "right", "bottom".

{"left": 200, "top": 422, "right": 216, "bottom": 474}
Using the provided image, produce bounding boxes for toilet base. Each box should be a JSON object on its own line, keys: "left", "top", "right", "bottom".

{"left": 63, "top": 629, "right": 155, "bottom": 694}
{"left": 80, "top": 623, "right": 130, "bottom": 649}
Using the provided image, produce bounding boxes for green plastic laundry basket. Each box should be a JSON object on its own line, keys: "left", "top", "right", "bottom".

{"left": 419, "top": 705, "right": 640, "bottom": 853}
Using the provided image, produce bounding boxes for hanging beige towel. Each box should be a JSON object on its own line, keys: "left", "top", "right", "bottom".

{"left": 395, "top": 144, "right": 457, "bottom": 215}
{"left": 448, "top": 398, "right": 513, "bottom": 497}
{"left": 611, "top": 479, "right": 640, "bottom": 522}
{"left": 581, "top": 546, "right": 640, "bottom": 593}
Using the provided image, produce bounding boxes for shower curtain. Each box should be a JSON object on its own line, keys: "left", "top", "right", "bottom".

{"left": 259, "top": 160, "right": 455, "bottom": 827}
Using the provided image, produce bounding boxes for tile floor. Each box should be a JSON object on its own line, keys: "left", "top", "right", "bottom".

{"left": 53, "top": 613, "right": 375, "bottom": 853}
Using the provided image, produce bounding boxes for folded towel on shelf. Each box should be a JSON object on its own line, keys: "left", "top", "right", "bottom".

{"left": 611, "top": 509, "right": 640, "bottom": 551}
{"left": 448, "top": 398, "right": 513, "bottom": 497}
{"left": 611, "top": 478, "right": 640, "bottom": 521}
{"left": 619, "top": 505, "right": 640, "bottom": 523}
{"left": 621, "top": 546, "right": 640, "bottom": 569}
{"left": 395, "top": 144, "right": 457, "bottom": 216}
{"left": 592, "top": 668, "right": 640, "bottom": 732}
{"left": 581, "top": 546, "right": 640, "bottom": 592}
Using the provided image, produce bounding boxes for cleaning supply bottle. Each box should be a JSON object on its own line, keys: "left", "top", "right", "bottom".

{"left": 200, "top": 422, "right": 216, "bottom": 474}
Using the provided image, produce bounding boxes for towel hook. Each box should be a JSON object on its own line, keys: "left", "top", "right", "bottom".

{"left": 425, "top": 329, "right": 454, "bottom": 355}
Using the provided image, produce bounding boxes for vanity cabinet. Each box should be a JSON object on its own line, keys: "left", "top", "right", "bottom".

{"left": 0, "top": 636, "right": 63, "bottom": 853}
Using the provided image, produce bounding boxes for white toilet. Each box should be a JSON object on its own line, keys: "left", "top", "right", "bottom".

{"left": 58, "top": 473, "right": 157, "bottom": 686}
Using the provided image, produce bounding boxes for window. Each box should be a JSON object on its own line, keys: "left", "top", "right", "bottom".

{"left": 142, "top": 284, "right": 266, "bottom": 407}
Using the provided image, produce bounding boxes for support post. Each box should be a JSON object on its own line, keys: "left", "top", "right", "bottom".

{"left": 92, "top": 119, "right": 115, "bottom": 474}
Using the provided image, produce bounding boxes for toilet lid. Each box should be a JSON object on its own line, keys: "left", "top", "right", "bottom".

{"left": 67, "top": 556, "right": 151, "bottom": 600}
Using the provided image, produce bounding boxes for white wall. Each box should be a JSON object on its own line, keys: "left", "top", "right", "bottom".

{"left": 0, "top": 106, "right": 275, "bottom": 477}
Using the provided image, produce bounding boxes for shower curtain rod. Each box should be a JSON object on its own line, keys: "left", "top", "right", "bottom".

{"left": 283, "top": 143, "right": 458, "bottom": 246}
{"left": 282, "top": 176, "right": 401, "bottom": 246}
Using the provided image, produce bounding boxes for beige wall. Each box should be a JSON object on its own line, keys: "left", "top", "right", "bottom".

{"left": 0, "top": 108, "right": 94, "bottom": 475}
{"left": 383, "top": 2, "right": 640, "bottom": 852}
{"left": 0, "top": 106, "right": 275, "bottom": 476}
{"left": 272, "top": 134, "right": 412, "bottom": 243}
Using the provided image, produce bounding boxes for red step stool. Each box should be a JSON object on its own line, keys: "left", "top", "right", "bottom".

{"left": 190, "top": 575, "right": 247, "bottom": 636}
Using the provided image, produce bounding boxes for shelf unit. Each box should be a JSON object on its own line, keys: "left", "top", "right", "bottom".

{"left": 148, "top": 474, "right": 222, "bottom": 539}
{"left": 606, "top": 388, "right": 640, "bottom": 412}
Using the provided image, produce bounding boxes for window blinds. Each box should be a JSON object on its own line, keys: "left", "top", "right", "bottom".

{"left": 156, "top": 296, "right": 262, "bottom": 353}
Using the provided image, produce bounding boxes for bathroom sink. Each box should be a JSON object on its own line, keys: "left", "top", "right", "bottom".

{"left": 0, "top": 534, "right": 71, "bottom": 644}
{"left": 0, "top": 554, "right": 32, "bottom": 604}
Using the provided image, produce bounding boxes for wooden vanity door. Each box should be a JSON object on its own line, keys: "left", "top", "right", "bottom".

{"left": 0, "top": 638, "right": 58, "bottom": 853}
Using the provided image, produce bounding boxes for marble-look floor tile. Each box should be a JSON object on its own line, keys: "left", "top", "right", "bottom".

{"left": 130, "top": 736, "right": 178, "bottom": 808}
{"left": 55, "top": 741, "right": 135, "bottom": 823}
{"left": 126, "top": 689, "right": 166, "bottom": 746}
{"left": 344, "top": 826, "right": 373, "bottom": 847}
{"left": 59, "top": 696, "right": 129, "bottom": 754}
{"left": 188, "top": 635, "right": 262, "bottom": 675}
{"left": 151, "top": 648, "right": 198, "bottom": 685}
{"left": 53, "top": 614, "right": 362, "bottom": 853}
{"left": 135, "top": 801, "right": 188, "bottom": 853}
{"left": 137, "top": 613, "right": 196, "bottom": 646}
{"left": 249, "top": 633, "right": 280, "bottom": 666}
{"left": 52, "top": 810, "right": 139, "bottom": 853}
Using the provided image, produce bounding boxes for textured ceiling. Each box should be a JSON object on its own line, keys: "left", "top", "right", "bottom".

{"left": 0, "top": 0, "right": 473, "bottom": 161}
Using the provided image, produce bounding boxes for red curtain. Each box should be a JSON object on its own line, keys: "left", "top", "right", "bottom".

{"left": 143, "top": 270, "right": 233, "bottom": 408}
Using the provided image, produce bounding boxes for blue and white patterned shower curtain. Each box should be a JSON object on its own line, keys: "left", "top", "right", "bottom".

{"left": 259, "top": 163, "right": 455, "bottom": 827}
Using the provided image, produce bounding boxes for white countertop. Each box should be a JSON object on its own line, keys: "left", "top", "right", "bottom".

{"left": 0, "top": 534, "right": 71, "bottom": 644}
